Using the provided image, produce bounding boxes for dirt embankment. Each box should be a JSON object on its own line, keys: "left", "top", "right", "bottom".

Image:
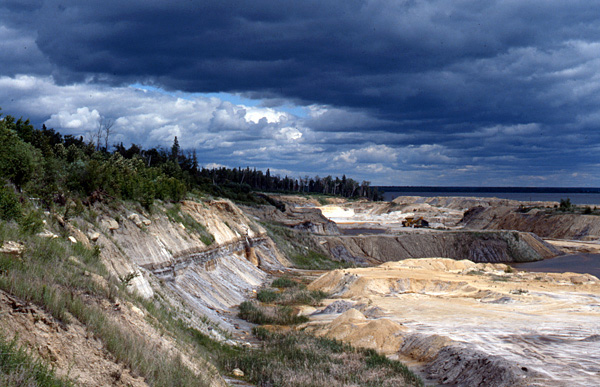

{"left": 92, "top": 199, "right": 290, "bottom": 332}
{"left": 318, "top": 230, "right": 561, "bottom": 265}
{"left": 242, "top": 201, "right": 340, "bottom": 235}
{"left": 461, "top": 206, "right": 600, "bottom": 241}
{"left": 1, "top": 197, "right": 292, "bottom": 386}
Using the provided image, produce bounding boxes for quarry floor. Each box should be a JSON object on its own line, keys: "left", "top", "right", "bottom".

{"left": 303, "top": 258, "right": 600, "bottom": 387}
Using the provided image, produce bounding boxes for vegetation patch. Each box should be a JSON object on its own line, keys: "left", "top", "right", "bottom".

{"left": 256, "top": 280, "right": 328, "bottom": 307}
{"left": 218, "top": 328, "right": 423, "bottom": 387}
{"left": 0, "top": 215, "right": 214, "bottom": 387}
{"left": 238, "top": 301, "right": 309, "bottom": 325}
{"left": 165, "top": 203, "right": 214, "bottom": 245}
{"left": 0, "top": 332, "right": 72, "bottom": 387}
{"left": 271, "top": 277, "right": 298, "bottom": 288}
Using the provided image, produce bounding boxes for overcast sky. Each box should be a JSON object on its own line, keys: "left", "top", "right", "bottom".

{"left": 1, "top": 1, "right": 600, "bottom": 186}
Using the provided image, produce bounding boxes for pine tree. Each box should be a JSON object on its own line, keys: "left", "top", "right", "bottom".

{"left": 171, "top": 136, "right": 180, "bottom": 161}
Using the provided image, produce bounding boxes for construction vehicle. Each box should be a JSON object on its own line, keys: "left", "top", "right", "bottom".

{"left": 402, "top": 216, "right": 429, "bottom": 228}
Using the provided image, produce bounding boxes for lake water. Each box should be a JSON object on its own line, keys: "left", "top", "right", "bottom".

{"left": 513, "top": 254, "right": 600, "bottom": 278}
{"left": 383, "top": 191, "right": 600, "bottom": 205}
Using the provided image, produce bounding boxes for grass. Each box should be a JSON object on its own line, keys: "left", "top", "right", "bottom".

{"left": 261, "top": 288, "right": 327, "bottom": 307}
{"left": 217, "top": 328, "right": 424, "bottom": 387}
{"left": 238, "top": 301, "right": 309, "bottom": 325}
{"left": 165, "top": 203, "right": 215, "bottom": 245}
{"left": 256, "top": 289, "right": 279, "bottom": 303}
{"left": 0, "top": 332, "right": 72, "bottom": 386}
{"left": 256, "top": 277, "right": 328, "bottom": 307}
{"left": 271, "top": 277, "right": 297, "bottom": 288}
{"left": 0, "top": 213, "right": 215, "bottom": 387}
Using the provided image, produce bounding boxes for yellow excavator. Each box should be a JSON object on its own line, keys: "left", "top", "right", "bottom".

{"left": 402, "top": 217, "right": 429, "bottom": 228}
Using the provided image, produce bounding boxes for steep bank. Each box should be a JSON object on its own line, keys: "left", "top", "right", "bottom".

{"left": 461, "top": 206, "right": 600, "bottom": 241}
{"left": 318, "top": 230, "right": 561, "bottom": 265}
{"left": 0, "top": 197, "right": 293, "bottom": 385}
{"left": 92, "top": 199, "right": 290, "bottom": 331}
{"left": 306, "top": 258, "right": 600, "bottom": 387}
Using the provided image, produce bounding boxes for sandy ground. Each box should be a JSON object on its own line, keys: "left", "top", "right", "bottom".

{"left": 306, "top": 258, "right": 600, "bottom": 387}
{"left": 545, "top": 239, "right": 600, "bottom": 254}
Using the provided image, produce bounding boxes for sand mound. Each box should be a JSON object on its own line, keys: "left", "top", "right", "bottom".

{"left": 382, "top": 258, "right": 507, "bottom": 273}
{"left": 331, "top": 308, "right": 367, "bottom": 325}
{"left": 309, "top": 308, "right": 406, "bottom": 355}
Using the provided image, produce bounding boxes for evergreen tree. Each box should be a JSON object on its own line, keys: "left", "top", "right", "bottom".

{"left": 171, "top": 136, "right": 180, "bottom": 161}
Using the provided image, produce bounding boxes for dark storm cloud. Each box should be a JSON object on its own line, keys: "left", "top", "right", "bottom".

{"left": 2, "top": 0, "right": 600, "bottom": 185}
{"left": 4, "top": 1, "right": 597, "bottom": 107}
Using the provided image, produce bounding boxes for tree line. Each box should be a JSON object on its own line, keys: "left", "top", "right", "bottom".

{"left": 0, "top": 109, "right": 381, "bottom": 219}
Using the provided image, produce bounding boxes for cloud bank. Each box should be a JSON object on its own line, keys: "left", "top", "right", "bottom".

{"left": 1, "top": 1, "right": 600, "bottom": 185}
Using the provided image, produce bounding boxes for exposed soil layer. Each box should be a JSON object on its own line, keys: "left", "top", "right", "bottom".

{"left": 0, "top": 291, "right": 147, "bottom": 387}
{"left": 318, "top": 230, "right": 561, "bottom": 265}
{"left": 461, "top": 206, "right": 600, "bottom": 241}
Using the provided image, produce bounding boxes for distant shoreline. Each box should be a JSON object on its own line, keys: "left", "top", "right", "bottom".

{"left": 376, "top": 187, "right": 600, "bottom": 205}
{"left": 376, "top": 186, "right": 600, "bottom": 194}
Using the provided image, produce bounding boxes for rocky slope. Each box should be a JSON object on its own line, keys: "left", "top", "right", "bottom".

{"left": 461, "top": 205, "right": 600, "bottom": 241}
{"left": 317, "top": 230, "right": 561, "bottom": 265}
{"left": 91, "top": 199, "right": 290, "bottom": 331}
{"left": 0, "top": 197, "right": 292, "bottom": 386}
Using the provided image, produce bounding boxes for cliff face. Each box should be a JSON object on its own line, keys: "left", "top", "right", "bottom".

{"left": 89, "top": 199, "right": 289, "bottom": 330}
{"left": 461, "top": 206, "right": 600, "bottom": 240}
{"left": 318, "top": 230, "right": 561, "bottom": 265}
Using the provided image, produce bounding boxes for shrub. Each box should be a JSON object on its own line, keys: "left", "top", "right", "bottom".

{"left": 256, "top": 289, "right": 279, "bottom": 303}
{"left": 0, "top": 185, "right": 21, "bottom": 221}
{"left": 271, "top": 277, "right": 298, "bottom": 288}
{"left": 18, "top": 210, "right": 44, "bottom": 235}
{"left": 238, "top": 301, "right": 308, "bottom": 325}
{"left": 559, "top": 198, "right": 572, "bottom": 211}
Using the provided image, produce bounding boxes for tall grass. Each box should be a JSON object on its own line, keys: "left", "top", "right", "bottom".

{"left": 238, "top": 301, "right": 309, "bottom": 325}
{"left": 0, "top": 217, "right": 214, "bottom": 387}
{"left": 216, "top": 328, "right": 424, "bottom": 387}
{"left": 0, "top": 332, "right": 72, "bottom": 387}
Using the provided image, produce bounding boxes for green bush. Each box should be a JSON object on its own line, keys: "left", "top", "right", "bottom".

{"left": 559, "top": 198, "right": 572, "bottom": 211}
{"left": 18, "top": 210, "right": 44, "bottom": 235}
{"left": 256, "top": 289, "right": 279, "bottom": 303}
{"left": 271, "top": 277, "right": 298, "bottom": 288}
{"left": 0, "top": 185, "right": 21, "bottom": 221}
{"left": 238, "top": 301, "right": 308, "bottom": 325}
{"left": 0, "top": 123, "right": 39, "bottom": 189}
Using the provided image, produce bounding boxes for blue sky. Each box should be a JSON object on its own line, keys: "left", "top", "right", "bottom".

{"left": 1, "top": 1, "right": 600, "bottom": 186}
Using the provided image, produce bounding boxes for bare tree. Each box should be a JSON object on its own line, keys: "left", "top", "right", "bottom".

{"left": 101, "top": 117, "right": 114, "bottom": 151}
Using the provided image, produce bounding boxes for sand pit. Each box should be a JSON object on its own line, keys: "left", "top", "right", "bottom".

{"left": 306, "top": 258, "right": 600, "bottom": 387}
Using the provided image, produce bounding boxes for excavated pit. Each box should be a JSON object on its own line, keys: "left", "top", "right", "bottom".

{"left": 306, "top": 258, "right": 600, "bottom": 387}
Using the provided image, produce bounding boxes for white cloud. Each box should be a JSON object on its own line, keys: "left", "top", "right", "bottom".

{"left": 244, "top": 106, "right": 288, "bottom": 124}
{"left": 335, "top": 144, "right": 398, "bottom": 164}
{"left": 399, "top": 144, "right": 453, "bottom": 165}
{"left": 274, "top": 127, "right": 303, "bottom": 142}
{"left": 46, "top": 107, "right": 100, "bottom": 132}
